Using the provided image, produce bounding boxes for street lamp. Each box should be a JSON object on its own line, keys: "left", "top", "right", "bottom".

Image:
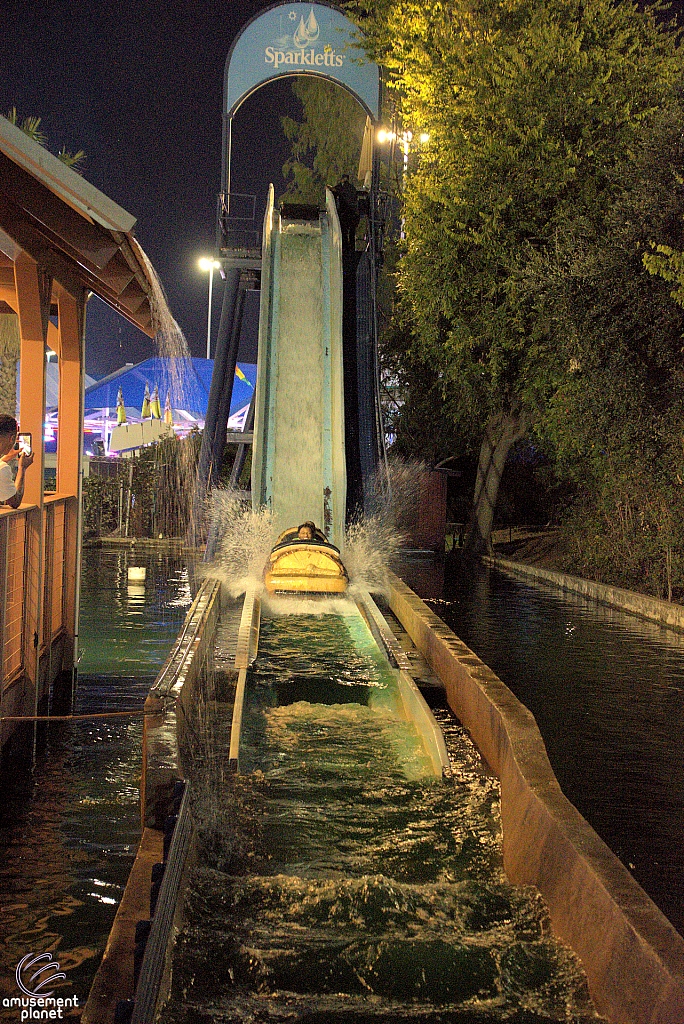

{"left": 377, "top": 127, "right": 430, "bottom": 239}
{"left": 199, "top": 257, "right": 221, "bottom": 359}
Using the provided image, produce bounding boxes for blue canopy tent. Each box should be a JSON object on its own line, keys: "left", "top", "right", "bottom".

{"left": 84, "top": 357, "right": 254, "bottom": 419}
{"left": 76, "top": 357, "right": 256, "bottom": 453}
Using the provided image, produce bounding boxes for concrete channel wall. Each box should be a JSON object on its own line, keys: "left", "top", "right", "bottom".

{"left": 485, "top": 555, "right": 684, "bottom": 631}
{"left": 388, "top": 570, "right": 684, "bottom": 1024}
{"left": 83, "top": 578, "right": 224, "bottom": 1024}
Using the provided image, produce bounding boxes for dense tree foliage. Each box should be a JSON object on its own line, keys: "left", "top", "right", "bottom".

{"left": 520, "top": 100, "right": 684, "bottom": 595}
{"left": 347, "top": 0, "right": 684, "bottom": 559}
{"left": 0, "top": 314, "right": 20, "bottom": 418}
{"left": 281, "top": 78, "right": 366, "bottom": 203}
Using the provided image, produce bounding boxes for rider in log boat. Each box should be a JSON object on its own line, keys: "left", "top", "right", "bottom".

{"left": 264, "top": 522, "right": 348, "bottom": 594}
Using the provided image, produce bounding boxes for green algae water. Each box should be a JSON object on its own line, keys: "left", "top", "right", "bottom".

{"left": 161, "top": 609, "right": 604, "bottom": 1023}
{"left": 0, "top": 548, "right": 192, "bottom": 1020}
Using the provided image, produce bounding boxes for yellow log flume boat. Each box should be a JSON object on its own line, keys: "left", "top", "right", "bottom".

{"left": 264, "top": 523, "right": 349, "bottom": 594}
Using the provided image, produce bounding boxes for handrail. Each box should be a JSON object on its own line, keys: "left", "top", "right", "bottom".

{"left": 0, "top": 494, "right": 80, "bottom": 740}
{"left": 0, "top": 502, "right": 37, "bottom": 516}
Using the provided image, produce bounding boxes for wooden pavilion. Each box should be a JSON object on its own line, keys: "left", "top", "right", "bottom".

{"left": 0, "top": 115, "right": 158, "bottom": 759}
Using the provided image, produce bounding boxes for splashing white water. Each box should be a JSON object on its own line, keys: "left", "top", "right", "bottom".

{"left": 132, "top": 238, "right": 190, "bottom": 361}
{"left": 262, "top": 593, "right": 357, "bottom": 617}
{"left": 202, "top": 488, "right": 273, "bottom": 597}
{"left": 344, "top": 514, "right": 403, "bottom": 596}
{"left": 132, "top": 239, "right": 204, "bottom": 538}
{"left": 201, "top": 456, "right": 432, "bottom": 598}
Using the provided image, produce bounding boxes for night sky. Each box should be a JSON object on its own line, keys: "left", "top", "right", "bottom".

{"left": 1, "top": 0, "right": 299, "bottom": 376}
{"left": 2, "top": 1, "right": 684, "bottom": 376}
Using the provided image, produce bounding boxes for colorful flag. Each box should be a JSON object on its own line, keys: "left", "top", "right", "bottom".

{"left": 141, "top": 382, "right": 151, "bottom": 418}
{"left": 150, "top": 384, "right": 161, "bottom": 420}
{"left": 235, "top": 365, "right": 253, "bottom": 386}
{"left": 164, "top": 391, "right": 173, "bottom": 426}
{"left": 116, "top": 386, "right": 127, "bottom": 425}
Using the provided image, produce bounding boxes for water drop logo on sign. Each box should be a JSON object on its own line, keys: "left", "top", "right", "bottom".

{"left": 224, "top": 2, "right": 380, "bottom": 123}
{"left": 266, "top": 6, "right": 344, "bottom": 69}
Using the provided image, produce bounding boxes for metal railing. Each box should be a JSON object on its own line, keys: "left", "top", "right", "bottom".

{"left": 216, "top": 192, "right": 260, "bottom": 253}
{"left": 2, "top": 510, "right": 27, "bottom": 683}
{"left": 44, "top": 496, "right": 67, "bottom": 644}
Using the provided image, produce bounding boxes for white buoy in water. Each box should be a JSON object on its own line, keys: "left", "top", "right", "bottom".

{"left": 128, "top": 566, "right": 147, "bottom": 581}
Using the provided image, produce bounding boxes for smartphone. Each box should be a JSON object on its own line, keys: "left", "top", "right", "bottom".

{"left": 17, "top": 433, "right": 32, "bottom": 456}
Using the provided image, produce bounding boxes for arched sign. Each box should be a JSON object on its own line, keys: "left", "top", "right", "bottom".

{"left": 224, "top": 2, "right": 380, "bottom": 122}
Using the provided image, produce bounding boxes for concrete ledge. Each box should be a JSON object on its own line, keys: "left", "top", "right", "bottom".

{"left": 388, "top": 569, "right": 684, "bottom": 1024}
{"left": 143, "top": 578, "right": 222, "bottom": 828}
{"left": 82, "top": 828, "right": 163, "bottom": 1023}
{"left": 486, "top": 555, "right": 684, "bottom": 632}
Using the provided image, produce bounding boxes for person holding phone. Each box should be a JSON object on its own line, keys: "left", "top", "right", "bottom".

{"left": 0, "top": 414, "right": 34, "bottom": 508}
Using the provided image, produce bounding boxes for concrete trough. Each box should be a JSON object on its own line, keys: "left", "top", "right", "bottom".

{"left": 387, "top": 569, "right": 684, "bottom": 1024}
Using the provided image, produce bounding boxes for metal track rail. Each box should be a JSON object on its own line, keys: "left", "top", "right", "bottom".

{"left": 150, "top": 578, "right": 221, "bottom": 701}
{"left": 228, "top": 585, "right": 261, "bottom": 771}
{"left": 357, "top": 589, "right": 450, "bottom": 777}
{"left": 130, "top": 786, "right": 194, "bottom": 1024}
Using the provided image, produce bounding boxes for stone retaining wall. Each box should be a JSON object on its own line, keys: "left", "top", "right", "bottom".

{"left": 388, "top": 570, "right": 684, "bottom": 1024}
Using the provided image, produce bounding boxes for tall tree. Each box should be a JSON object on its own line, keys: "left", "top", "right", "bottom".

{"left": 349, "top": 0, "right": 684, "bottom": 553}
{"left": 282, "top": 77, "right": 366, "bottom": 203}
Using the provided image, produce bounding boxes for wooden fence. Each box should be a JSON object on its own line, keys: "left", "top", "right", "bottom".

{"left": 0, "top": 495, "right": 78, "bottom": 714}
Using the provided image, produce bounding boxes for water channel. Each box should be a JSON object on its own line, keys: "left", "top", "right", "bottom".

{"left": 399, "top": 556, "right": 684, "bottom": 939}
{"left": 1, "top": 546, "right": 681, "bottom": 1017}
{"left": 0, "top": 547, "right": 192, "bottom": 1019}
{"left": 161, "top": 607, "right": 603, "bottom": 1022}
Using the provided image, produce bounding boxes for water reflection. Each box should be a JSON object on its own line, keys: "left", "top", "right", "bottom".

{"left": 400, "top": 556, "right": 684, "bottom": 937}
{"left": 0, "top": 548, "right": 192, "bottom": 1017}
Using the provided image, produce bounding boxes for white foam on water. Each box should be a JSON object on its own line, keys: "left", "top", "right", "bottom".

{"left": 262, "top": 593, "right": 358, "bottom": 617}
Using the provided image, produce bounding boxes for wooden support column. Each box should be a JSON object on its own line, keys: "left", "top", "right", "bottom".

{"left": 13, "top": 253, "right": 50, "bottom": 724}
{"left": 14, "top": 253, "right": 50, "bottom": 508}
{"left": 56, "top": 288, "right": 86, "bottom": 675}
{"left": 56, "top": 288, "right": 85, "bottom": 495}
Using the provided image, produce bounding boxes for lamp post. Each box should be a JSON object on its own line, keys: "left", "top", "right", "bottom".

{"left": 199, "top": 257, "right": 221, "bottom": 359}
{"left": 376, "top": 127, "right": 430, "bottom": 239}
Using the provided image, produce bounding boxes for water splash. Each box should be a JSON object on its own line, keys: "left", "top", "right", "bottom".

{"left": 262, "top": 593, "right": 357, "bottom": 617}
{"left": 202, "top": 455, "right": 434, "bottom": 597}
{"left": 344, "top": 514, "right": 402, "bottom": 595}
{"left": 132, "top": 239, "right": 189, "bottom": 361}
{"left": 202, "top": 488, "right": 273, "bottom": 597}
{"left": 168, "top": 613, "right": 603, "bottom": 1022}
{"left": 343, "top": 458, "right": 434, "bottom": 593}
{"left": 131, "top": 239, "right": 204, "bottom": 539}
